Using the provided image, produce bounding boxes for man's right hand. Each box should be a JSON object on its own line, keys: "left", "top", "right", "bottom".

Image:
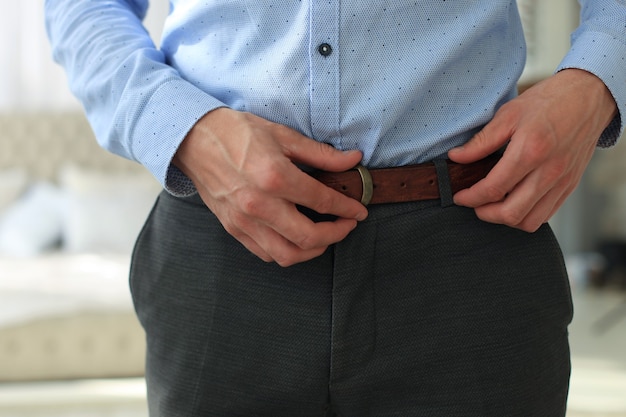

{"left": 173, "top": 108, "right": 369, "bottom": 267}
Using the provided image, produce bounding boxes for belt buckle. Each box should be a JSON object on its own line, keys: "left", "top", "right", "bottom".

{"left": 354, "top": 165, "right": 373, "bottom": 206}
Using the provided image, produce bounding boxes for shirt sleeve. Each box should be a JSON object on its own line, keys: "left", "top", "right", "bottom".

{"left": 556, "top": 0, "right": 626, "bottom": 147}
{"left": 44, "top": 0, "right": 224, "bottom": 196}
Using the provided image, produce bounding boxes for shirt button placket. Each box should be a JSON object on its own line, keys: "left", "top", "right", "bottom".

{"left": 309, "top": 0, "right": 341, "bottom": 149}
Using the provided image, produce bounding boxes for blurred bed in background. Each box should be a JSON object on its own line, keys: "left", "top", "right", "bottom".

{"left": 0, "top": 0, "right": 168, "bottom": 388}
{"left": 0, "top": 113, "right": 158, "bottom": 383}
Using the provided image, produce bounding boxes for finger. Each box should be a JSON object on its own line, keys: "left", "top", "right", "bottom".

{"left": 545, "top": 185, "right": 575, "bottom": 224}
{"left": 280, "top": 167, "right": 368, "bottom": 220}
{"left": 282, "top": 216, "right": 359, "bottom": 253}
{"left": 236, "top": 234, "right": 274, "bottom": 263}
{"left": 216, "top": 211, "right": 275, "bottom": 262}
{"left": 233, "top": 222, "right": 327, "bottom": 267}
{"left": 223, "top": 208, "right": 323, "bottom": 266}
{"left": 258, "top": 201, "right": 359, "bottom": 251}
{"left": 518, "top": 188, "right": 566, "bottom": 232}
{"left": 245, "top": 209, "right": 356, "bottom": 267}
{"left": 247, "top": 157, "right": 367, "bottom": 220}
{"left": 476, "top": 185, "right": 565, "bottom": 233}
{"left": 453, "top": 150, "right": 534, "bottom": 208}
{"left": 471, "top": 191, "right": 544, "bottom": 232}
{"left": 233, "top": 194, "right": 359, "bottom": 264}
{"left": 256, "top": 230, "right": 331, "bottom": 267}
{"left": 504, "top": 153, "right": 586, "bottom": 229}
{"left": 280, "top": 131, "right": 364, "bottom": 173}
{"left": 471, "top": 168, "right": 570, "bottom": 231}
{"left": 448, "top": 110, "right": 514, "bottom": 164}
{"left": 470, "top": 182, "right": 542, "bottom": 229}
{"left": 532, "top": 179, "right": 578, "bottom": 228}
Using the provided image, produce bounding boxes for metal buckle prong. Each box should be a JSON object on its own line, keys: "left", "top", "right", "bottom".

{"left": 354, "top": 164, "right": 373, "bottom": 206}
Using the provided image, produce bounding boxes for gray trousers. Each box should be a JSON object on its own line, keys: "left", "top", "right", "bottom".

{"left": 130, "top": 168, "right": 572, "bottom": 417}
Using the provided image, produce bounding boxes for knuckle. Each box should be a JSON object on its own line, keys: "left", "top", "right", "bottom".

{"left": 474, "top": 210, "right": 491, "bottom": 224}
{"left": 499, "top": 206, "right": 525, "bottom": 226}
{"left": 518, "top": 221, "right": 542, "bottom": 233}
{"left": 472, "top": 129, "right": 489, "bottom": 145}
{"left": 528, "top": 224, "right": 542, "bottom": 233}
{"left": 317, "top": 141, "right": 337, "bottom": 157}
{"left": 483, "top": 184, "right": 508, "bottom": 202}
{"left": 220, "top": 211, "right": 244, "bottom": 234}
{"left": 223, "top": 215, "right": 257, "bottom": 242}
{"left": 257, "top": 253, "right": 274, "bottom": 263}
{"left": 237, "top": 191, "right": 264, "bottom": 217}
{"left": 290, "top": 226, "right": 318, "bottom": 250}
{"left": 274, "top": 257, "right": 292, "bottom": 268}
{"left": 525, "top": 146, "right": 547, "bottom": 166}
{"left": 543, "top": 158, "right": 569, "bottom": 183}
{"left": 276, "top": 248, "right": 325, "bottom": 267}
{"left": 221, "top": 221, "right": 239, "bottom": 237}
{"left": 222, "top": 226, "right": 244, "bottom": 244}
{"left": 522, "top": 133, "right": 554, "bottom": 165}
{"left": 255, "top": 166, "right": 286, "bottom": 193}
{"left": 273, "top": 252, "right": 299, "bottom": 268}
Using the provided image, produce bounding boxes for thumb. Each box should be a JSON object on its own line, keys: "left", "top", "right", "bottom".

{"left": 448, "top": 118, "right": 512, "bottom": 164}
{"left": 286, "top": 135, "right": 363, "bottom": 172}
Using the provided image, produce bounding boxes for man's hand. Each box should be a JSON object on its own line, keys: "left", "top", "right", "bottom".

{"left": 173, "top": 108, "right": 368, "bottom": 267}
{"left": 448, "top": 69, "right": 618, "bottom": 232}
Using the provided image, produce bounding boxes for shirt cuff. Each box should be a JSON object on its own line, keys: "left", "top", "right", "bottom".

{"left": 557, "top": 31, "right": 626, "bottom": 147}
{"left": 130, "top": 78, "right": 226, "bottom": 197}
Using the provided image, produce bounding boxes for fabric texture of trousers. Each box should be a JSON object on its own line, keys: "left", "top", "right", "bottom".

{"left": 129, "top": 163, "right": 573, "bottom": 417}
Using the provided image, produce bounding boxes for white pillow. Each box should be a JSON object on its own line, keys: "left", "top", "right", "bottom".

{"left": 0, "top": 168, "right": 29, "bottom": 214}
{"left": 59, "top": 165, "right": 161, "bottom": 254}
{"left": 0, "top": 182, "right": 65, "bottom": 257}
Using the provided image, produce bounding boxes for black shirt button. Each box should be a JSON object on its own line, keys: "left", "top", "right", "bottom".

{"left": 318, "top": 43, "right": 333, "bottom": 56}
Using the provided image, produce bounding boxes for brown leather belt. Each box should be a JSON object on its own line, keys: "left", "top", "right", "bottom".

{"left": 311, "top": 153, "right": 500, "bottom": 205}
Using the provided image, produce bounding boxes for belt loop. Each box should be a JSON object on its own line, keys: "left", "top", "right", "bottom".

{"left": 433, "top": 159, "right": 454, "bottom": 208}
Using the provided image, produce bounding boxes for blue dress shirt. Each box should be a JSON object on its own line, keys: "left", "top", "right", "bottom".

{"left": 45, "top": 0, "right": 625, "bottom": 196}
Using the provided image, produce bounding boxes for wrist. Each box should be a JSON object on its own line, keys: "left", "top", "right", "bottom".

{"left": 173, "top": 107, "right": 231, "bottom": 177}
{"left": 558, "top": 68, "right": 618, "bottom": 123}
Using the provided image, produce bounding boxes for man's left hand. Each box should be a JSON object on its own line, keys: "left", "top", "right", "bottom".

{"left": 448, "top": 68, "right": 618, "bottom": 232}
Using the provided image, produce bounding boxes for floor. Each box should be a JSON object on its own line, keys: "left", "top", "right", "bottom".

{"left": 0, "top": 288, "right": 624, "bottom": 417}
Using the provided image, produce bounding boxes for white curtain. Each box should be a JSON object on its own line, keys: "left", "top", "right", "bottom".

{"left": 0, "top": 1, "right": 78, "bottom": 111}
{"left": 0, "top": 0, "right": 169, "bottom": 113}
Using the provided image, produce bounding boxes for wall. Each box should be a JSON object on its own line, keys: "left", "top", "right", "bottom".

{"left": 519, "top": 0, "right": 580, "bottom": 84}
